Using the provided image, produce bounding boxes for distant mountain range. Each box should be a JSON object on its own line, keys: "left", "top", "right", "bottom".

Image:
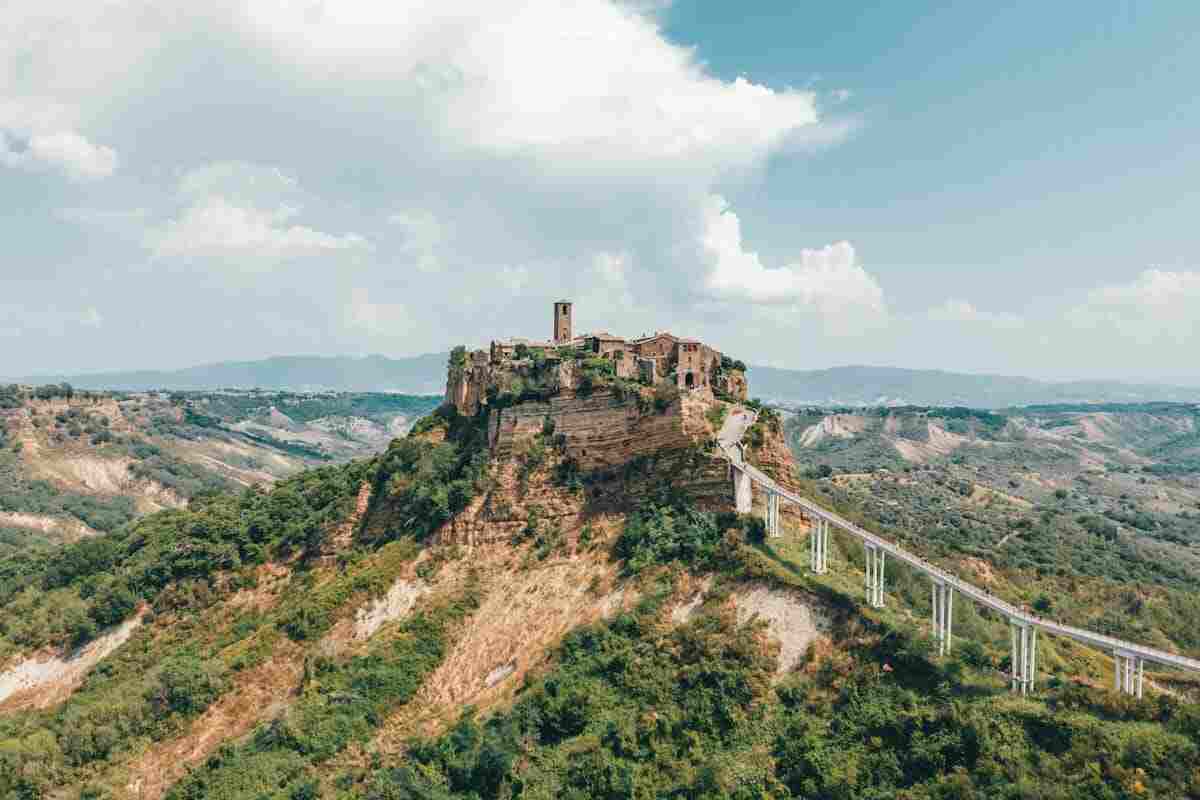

{"left": 749, "top": 365, "right": 1200, "bottom": 408}
{"left": 12, "top": 356, "right": 1200, "bottom": 409}
{"left": 13, "top": 354, "right": 448, "bottom": 394}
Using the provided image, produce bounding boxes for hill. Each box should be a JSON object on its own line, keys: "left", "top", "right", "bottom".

{"left": 18, "top": 356, "right": 1199, "bottom": 408}
{"left": 749, "top": 364, "right": 1200, "bottom": 407}
{"left": 16, "top": 353, "right": 449, "bottom": 394}
{"left": 784, "top": 403, "right": 1200, "bottom": 598}
{"left": 0, "top": 384, "right": 439, "bottom": 558}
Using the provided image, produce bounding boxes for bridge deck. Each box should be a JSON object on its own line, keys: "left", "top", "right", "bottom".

{"left": 719, "top": 433, "right": 1200, "bottom": 675}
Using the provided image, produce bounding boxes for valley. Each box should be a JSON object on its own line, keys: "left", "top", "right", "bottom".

{"left": 0, "top": 384, "right": 439, "bottom": 558}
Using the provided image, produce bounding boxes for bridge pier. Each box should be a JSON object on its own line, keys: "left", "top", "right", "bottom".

{"left": 1010, "top": 620, "right": 1036, "bottom": 695}
{"left": 864, "top": 544, "right": 885, "bottom": 608}
{"left": 810, "top": 518, "right": 828, "bottom": 574}
{"left": 931, "top": 580, "right": 953, "bottom": 655}
{"left": 766, "top": 491, "right": 780, "bottom": 538}
{"left": 1114, "top": 650, "right": 1144, "bottom": 698}
{"left": 732, "top": 465, "right": 753, "bottom": 514}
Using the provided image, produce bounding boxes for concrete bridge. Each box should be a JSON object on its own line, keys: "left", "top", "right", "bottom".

{"left": 718, "top": 409, "right": 1200, "bottom": 697}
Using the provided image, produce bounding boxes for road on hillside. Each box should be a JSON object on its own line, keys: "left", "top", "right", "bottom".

{"left": 717, "top": 407, "right": 757, "bottom": 461}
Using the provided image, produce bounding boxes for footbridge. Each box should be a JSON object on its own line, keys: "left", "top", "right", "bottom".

{"left": 718, "top": 409, "right": 1200, "bottom": 697}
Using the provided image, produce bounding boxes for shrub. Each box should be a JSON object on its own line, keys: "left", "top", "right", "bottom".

{"left": 615, "top": 504, "right": 757, "bottom": 575}
{"left": 147, "top": 655, "right": 225, "bottom": 718}
{"left": 88, "top": 582, "right": 138, "bottom": 627}
{"left": 653, "top": 382, "right": 679, "bottom": 413}
{"left": 373, "top": 406, "right": 489, "bottom": 542}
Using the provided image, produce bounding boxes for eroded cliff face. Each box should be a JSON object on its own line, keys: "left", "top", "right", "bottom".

{"left": 747, "top": 415, "right": 803, "bottom": 495}
{"left": 444, "top": 352, "right": 491, "bottom": 417}
{"left": 488, "top": 389, "right": 699, "bottom": 469}
{"left": 435, "top": 388, "right": 734, "bottom": 547}
{"left": 445, "top": 353, "right": 578, "bottom": 418}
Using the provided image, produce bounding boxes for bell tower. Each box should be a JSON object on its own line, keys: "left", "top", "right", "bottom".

{"left": 553, "top": 300, "right": 573, "bottom": 344}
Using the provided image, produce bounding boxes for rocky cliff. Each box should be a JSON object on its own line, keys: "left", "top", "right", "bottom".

{"left": 431, "top": 387, "right": 734, "bottom": 547}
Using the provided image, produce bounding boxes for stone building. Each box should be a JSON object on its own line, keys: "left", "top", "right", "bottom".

{"left": 553, "top": 300, "right": 573, "bottom": 344}
{"left": 447, "top": 300, "right": 746, "bottom": 416}
{"left": 544, "top": 303, "right": 735, "bottom": 391}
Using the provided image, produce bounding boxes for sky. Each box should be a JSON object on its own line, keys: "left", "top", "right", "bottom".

{"left": 3, "top": 1, "right": 1198, "bottom": 382}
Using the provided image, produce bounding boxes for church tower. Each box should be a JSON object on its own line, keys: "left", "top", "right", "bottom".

{"left": 553, "top": 300, "right": 573, "bottom": 344}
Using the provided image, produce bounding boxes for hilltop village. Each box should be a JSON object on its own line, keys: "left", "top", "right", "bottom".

{"left": 445, "top": 299, "right": 747, "bottom": 418}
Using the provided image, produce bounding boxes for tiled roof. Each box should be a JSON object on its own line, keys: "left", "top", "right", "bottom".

{"left": 631, "top": 331, "right": 678, "bottom": 344}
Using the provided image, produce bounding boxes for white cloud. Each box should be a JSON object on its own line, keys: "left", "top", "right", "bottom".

{"left": 237, "top": 0, "right": 829, "bottom": 178}
{"left": 151, "top": 197, "right": 369, "bottom": 264}
{"left": 179, "top": 161, "right": 299, "bottom": 203}
{"left": 0, "top": 1, "right": 865, "bottom": 373}
{"left": 148, "top": 162, "right": 368, "bottom": 266}
{"left": 699, "top": 194, "right": 885, "bottom": 316}
{"left": 1068, "top": 269, "right": 1200, "bottom": 344}
{"left": 928, "top": 299, "right": 1022, "bottom": 328}
{"left": 1, "top": 129, "right": 117, "bottom": 179}
{"left": 583, "top": 251, "right": 637, "bottom": 312}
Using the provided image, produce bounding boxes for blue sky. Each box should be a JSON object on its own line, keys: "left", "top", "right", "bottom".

{"left": 664, "top": 1, "right": 1200, "bottom": 313}
{"left": 3, "top": 1, "right": 1198, "bottom": 382}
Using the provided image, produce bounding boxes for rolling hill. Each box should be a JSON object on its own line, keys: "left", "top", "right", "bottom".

{"left": 749, "top": 364, "right": 1200, "bottom": 408}
{"left": 15, "top": 354, "right": 449, "bottom": 394}
{"left": 14, "top": 356, "right": 1200, "bottom": 408}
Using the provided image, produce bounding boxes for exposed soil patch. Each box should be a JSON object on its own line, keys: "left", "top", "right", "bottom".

{"left": 122, "top": 644, "right": 306, "bottom": 800}
{"left": 730, "top": 584, "right": 831, "bottom": 674}
{"left": 798, "top": 414, "right": 867, "bottom": 447}
{"left": 30, "top": 452, "right": 184, "bottom": 510}
{"left": 353, "top": 578, "right": 429, "bottom": 641}
{"left": 969, "top": 484, "right": 1034, "bottom": 509}
{"left": 0, "top": 510, "right": 98, "bottom": 540}
{"left": 370, "top": 544, "right": 633, "bottom": 752}
{"left": 963, "top": 556, "right": 998, "bottom": 584}
{"left": 0, "top": 612, "right": 145, "bottom": 711}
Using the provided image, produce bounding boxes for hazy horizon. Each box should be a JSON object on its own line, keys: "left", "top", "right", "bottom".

{"left": 10, "top": 352, "right": 1200, "bottom": 391}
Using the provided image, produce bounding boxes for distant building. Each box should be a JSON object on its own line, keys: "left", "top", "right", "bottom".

{"left": 553, "top": 300, "right": 573, "bottom": 344}
{"left": 488, "top": 301, "right": 738, "bottom": 393}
